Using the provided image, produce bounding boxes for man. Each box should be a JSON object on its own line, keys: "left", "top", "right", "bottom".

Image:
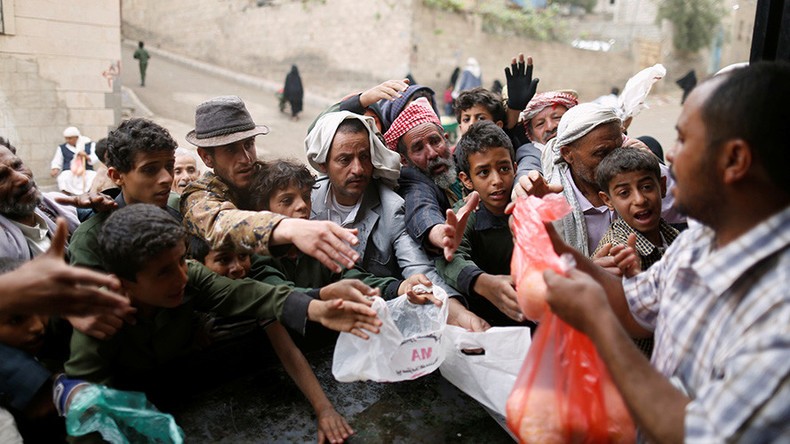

{"left": 0, "top": 137, "right": 80, "bottom": 260}
{"left": 133, "top": 41, "right": 150, "bottom": 87}
{"left": 383, "top": 97, "right": 479, "bottom": 262}
{"left": 515, "top": 90, "right": 578, "bottom": 178}
{"left": 306, "top": 111, "right": 488, "bottom": 331}
{"left": 171, "top": 147, "right": 201, "bottom": 194}
{"left": 181, "top": 95, "right": 361, "bottom": 273}
{"left": 518, "top": 102, "right": 684, "bottom": 258}
{"left": 542, "top": 62, "right": 790, "bottom": 443}
{"left": 50, "top": 127, "right": 98, "bottom": 195}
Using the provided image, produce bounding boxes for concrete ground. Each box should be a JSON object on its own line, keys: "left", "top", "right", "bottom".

{"left": 118, "top": 43, "right": 684, "bottom": 443}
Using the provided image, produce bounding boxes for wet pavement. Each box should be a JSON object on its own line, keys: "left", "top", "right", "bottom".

{"left": 173, "top": 345, "right": 514, "bottom": 443}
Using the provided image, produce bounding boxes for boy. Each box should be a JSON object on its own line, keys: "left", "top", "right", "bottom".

{"left": 593, "top": 147, "right": 679, "bottom": 358}
{"left": 436, "top": 121, "right": 526, "bottom": 327}
{"left": 454, "top": 87, "right": 507, "bottom": 136}
{"left": 245, "top": 160, "right": 430, "bottom": 303}
{"left": 594, "top": 147, "right": 680, "bottom": 272}
{"left": 0, "top": 258, "right": 69, "bottom": 442}
{"left": 187, "top": 235, "right": 354, "bottom": 444}
{"left": 64, "top": 204, "right": 380, "bottom": 399}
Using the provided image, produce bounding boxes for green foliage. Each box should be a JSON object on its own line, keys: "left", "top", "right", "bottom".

{"left": 422, "top": 0, "right": 562, "bottom": 41}
{"left": 423, "top": 0, "right": 465, "bottom": 13}
{"left": 478, "top": 2, "right": 562, "bottom": 41}
{"left": 549, "top": 0, "right": 596, "bottom": 13}
{"left": 658, "top": 0, "right": 723, "bottom": 53}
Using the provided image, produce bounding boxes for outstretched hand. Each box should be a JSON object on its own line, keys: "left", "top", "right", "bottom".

{"left": 428, "top": 192, "right": 480, "bottom": 262}
{"left": 317, "top": 407, "right": 354, "bottom": 444}
{"left": 275, "top": 218, "right": 360, "bottom": 273}
{"left": 56, "top": 192, "right": 118, "bottom": 213}
{"left": 308, "top": 299, "right": 382, "bottom": 340}
{"left": 609, "top": 233, "right": 642, "bottom": 278}
{"left": 319, "top": 279, "right": 378, "bottom": 306}
{"left": 399, "top": 274, "right": 442, "bottom": 306}
{"left": 512, "top": 170, "right": 563, "bottom": 200}
{"left": 359, "top": 79, "right": 410, "bottom": 108}
{"left": 0, "top": 218, "right": 132, "bottom": 318}
{"left": 504, "top": 53, "right": 539, "bottom": 111}
{"left": 592, "top": 243, "right": 623, "bottom": 277}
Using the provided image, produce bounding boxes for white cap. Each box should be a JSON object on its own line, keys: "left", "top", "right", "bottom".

{"left": 63, "top": 127, "right": 81, "bottom": 137}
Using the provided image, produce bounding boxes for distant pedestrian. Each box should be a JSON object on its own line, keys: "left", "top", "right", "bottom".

{"left": 133, "top": 41, "right": 150, "bottom": 87}
{"left": 283, "top": 65, "right": 304, "bottom": 121}
{"left": 675, "top": 70, "right": 696, "bottom": 104}
{"left": 452, "top": 57, "right": 482, "bottom": 99}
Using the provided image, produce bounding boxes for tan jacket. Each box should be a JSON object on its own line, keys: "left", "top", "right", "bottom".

{"left": 180, "top": 171, "right": 286, "bottom": 254}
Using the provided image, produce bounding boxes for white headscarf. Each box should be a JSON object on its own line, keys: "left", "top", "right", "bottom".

{"left": 541, "top": 102, "right": 622, "bottom": 181}
{"left": 305, "top": 111, "right": 401, "bottom": 188}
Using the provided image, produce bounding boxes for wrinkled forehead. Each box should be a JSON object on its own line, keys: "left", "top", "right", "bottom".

{"left": 404, "top": 122, "right": 442, "bottom": 145}
{"left": 531, "top": 104, "right": 569, "bottom": 122}
{"left": 174, "top": 154, "right": 197, "bottom": 166}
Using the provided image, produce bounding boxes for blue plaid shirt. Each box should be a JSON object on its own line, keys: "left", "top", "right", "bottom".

{"left": 623, "top": 206, "right": 790, "bottom": 442}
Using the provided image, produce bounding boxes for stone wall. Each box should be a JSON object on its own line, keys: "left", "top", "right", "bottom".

{"left": 0, "top": 0, "right": 122, "bottom": 184}
{"left": 122, "top": 0, "right": 638, "bottom": 105}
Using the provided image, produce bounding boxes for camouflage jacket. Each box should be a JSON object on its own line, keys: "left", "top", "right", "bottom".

{"left": 180, "top": 171, "right": 286, "bottom": 255}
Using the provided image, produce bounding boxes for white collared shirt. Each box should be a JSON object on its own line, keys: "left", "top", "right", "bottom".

{"left": 9, "top": 213, "right": 51, "bottom": 257}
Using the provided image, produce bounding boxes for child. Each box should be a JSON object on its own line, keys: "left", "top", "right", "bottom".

{"left": 0, "top": 258, "right": 69, "bottom": 442}
{"left": 245, "top": 160, "right": 427, "bottom": 302}
{"left": 64, "top": 204, "right": 381, "bottom": 400}
{"left": 436, "top": 121, "right": 526, "bottom": 327}
{"left": 186, "top": 235, "right": 354, "bottom": 443}
{"left": 454, "top": 87, "right": 507, "bottom": 136}
{"left": 594, "top": 147, "right": 680, "bottom": 358}
{"left": 594, "top": 147, "right": 680, "bottom": 272}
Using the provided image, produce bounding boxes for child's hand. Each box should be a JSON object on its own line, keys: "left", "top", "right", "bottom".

{"left": 400, "top": 274, "right": 442, "bottom": 306}
{"left": 428, "top": 192, "right": 479, "bottom": 262}
{"left": 473, "top": 273, "right": 524, "bottom": 322}
{"left": 446, "top": 298, "right": 490, "bottom": 332}
{"left": 319, "top": 279, "right": 378, "bottom": 306}
{"left": 512, "top": 170, "right": 563, "bottom": 200}
{"left": 610, "top": 234, "right": 642, "bottom": 278}
{"left": 592, "top": 243, "right": 623, "bottom": 277}
{"left": 317, "top": 407, "right": 354, "bottom": 444}
{"left": 308, "top": 299, "right": 381, "bottom": 339}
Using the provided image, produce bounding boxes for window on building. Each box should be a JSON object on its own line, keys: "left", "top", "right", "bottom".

{"left": 0, "top": 0, "right": 5, "bottom": 34}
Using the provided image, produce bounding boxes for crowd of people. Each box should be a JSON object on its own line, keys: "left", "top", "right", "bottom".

{"left": 0, "top": 55, "right": 788, "bottom": 443}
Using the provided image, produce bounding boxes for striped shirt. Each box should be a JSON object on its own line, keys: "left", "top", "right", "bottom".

{"left": 623, "top": 205, "right": 790, "bottom": 442}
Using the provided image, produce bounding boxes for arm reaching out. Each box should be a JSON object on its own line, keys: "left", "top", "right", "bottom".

{"left": 428, "top": 192, "right": 480, "bottom": 261}
{"left": 0, "top": 218, "right": 132, "bottom": 318}
{"left": 307, "top": 299, "right": 382, "bottom": 340}
{"left": 359, "top": 79, "right": 410, "bottom": 108}
{"left": 272, "top": 218, "right": 361, "bottom": 273}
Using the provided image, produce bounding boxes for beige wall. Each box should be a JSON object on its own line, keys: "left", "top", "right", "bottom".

{"left": 0, "top": 0, "right": 122, "bottom": 185}
{"left": 123, "top": 0, "right": 637, "bottom": 104}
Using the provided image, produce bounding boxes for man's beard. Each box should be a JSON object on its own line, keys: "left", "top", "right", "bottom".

{"left": 0, "top": 182, "right": 41, "bottom": 219}
{"left": 425, "top": 157, "right": 458, "bottom": 190}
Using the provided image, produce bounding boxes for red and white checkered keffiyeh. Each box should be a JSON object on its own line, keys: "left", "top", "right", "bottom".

{"left": 383, "top": 97, "right": 441, "bottom": 151}
{"left": 519, "top": 90, "right": 579, "bottom": 125}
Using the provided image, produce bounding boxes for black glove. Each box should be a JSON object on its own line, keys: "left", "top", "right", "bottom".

{"left": 505, "top": 58, "right": 539, "bottom": 111}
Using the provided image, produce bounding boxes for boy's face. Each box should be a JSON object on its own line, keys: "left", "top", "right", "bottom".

{"left": 204, "top": 250, "right": 251, "bottom": 280}
{"left": 458, "top": 105, "right": 501, "bottom": 136}
{"left": 123, "top": 243, "right": 188, "bottom": 311}
{"left": 458, "top": 147, "right": 515, "bottom": 215}
{"left": 109, "top": 150, "right": 175, "bottom": 208}
{"left": 267, "top": 184, "right": 312, "bottom": 219}
{"left": 600, "top": 171, "right": 666, "bottom": 235}
{"left": 0, "top": 313, "right": 48, "bottom": 355}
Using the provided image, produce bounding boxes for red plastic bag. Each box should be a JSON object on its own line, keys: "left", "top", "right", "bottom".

{"left": 506, "top": 312, "right": 636, "bottom": 443}
{"left": 510, "top": 194, "right": 572, "bottom": 321}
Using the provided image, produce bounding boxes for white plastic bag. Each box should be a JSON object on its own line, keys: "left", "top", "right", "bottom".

{"left": 332, "top": 285, "right": 449, "bottom": 382}
{"left": 440, "top": 326, "right": 532, "bottom": 416}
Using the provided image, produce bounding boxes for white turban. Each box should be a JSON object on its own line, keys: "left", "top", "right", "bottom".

{"left": 541, "top": 102, "right": 622, "bottom": 181}
{"left": 63, "top": 126, "right": 80, "bottom": 138}
{"left": 305, "top": 111, "right": 401, "bottom": 187}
